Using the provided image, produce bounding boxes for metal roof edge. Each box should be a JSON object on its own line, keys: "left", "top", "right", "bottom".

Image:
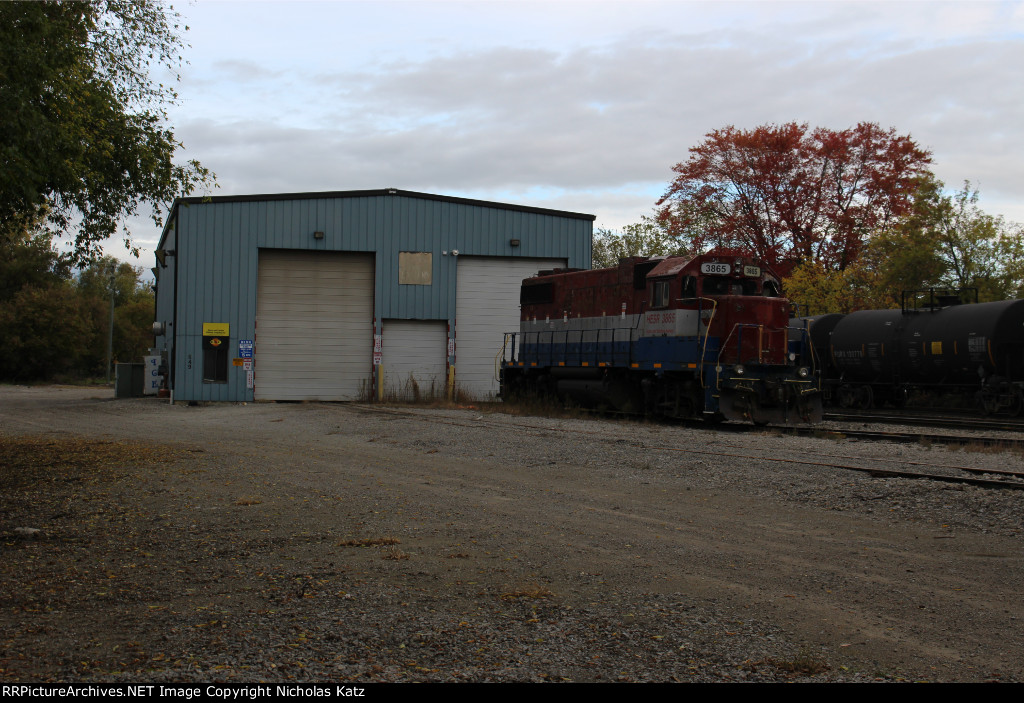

{"left": 167, "top": 188, "right": 597, "bottom": 221}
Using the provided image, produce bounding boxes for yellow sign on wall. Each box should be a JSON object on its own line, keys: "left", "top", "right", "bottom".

{"left": 203, "top": 322, "right": 230, "bottom": 336}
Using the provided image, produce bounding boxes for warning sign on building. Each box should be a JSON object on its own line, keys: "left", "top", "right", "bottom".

{"left": 203, "top": 322, "right": 230, "bottom": 336}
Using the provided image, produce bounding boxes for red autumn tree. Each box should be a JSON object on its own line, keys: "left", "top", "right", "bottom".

{"left": 656, "top": 122, "right": 933, "bottom": 271}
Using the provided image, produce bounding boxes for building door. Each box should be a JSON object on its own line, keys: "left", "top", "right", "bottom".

{"left": 455, "top": 256, "right": 566, "bottom": 399}
{"left": 255, "top": 250, "right": 374, "bottom": 400}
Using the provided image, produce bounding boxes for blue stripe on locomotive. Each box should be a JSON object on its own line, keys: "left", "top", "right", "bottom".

{"left": 520, "top": 333, "right": 722, "bottom": 371}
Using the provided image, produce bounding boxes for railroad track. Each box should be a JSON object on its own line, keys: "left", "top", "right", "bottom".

{"left": 824, "top": 410, "right": 1024, "bottom": 433}
{"left": 784, "top": 425, "right": 1024, "bottom": 450}
{"left": 645, "top": 440, "right": 1024, "bottom": 491}
{"left": 342, "top": 403, "right": 1024, "bottom": 491}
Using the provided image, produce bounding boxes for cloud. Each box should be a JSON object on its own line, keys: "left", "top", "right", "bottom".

{"left": 154, "top": 0, "right": 1024, "bottom": 266}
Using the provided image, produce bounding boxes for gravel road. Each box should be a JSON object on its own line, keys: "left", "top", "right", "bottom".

{"left": 2, "top": 385, "right": 1023, "bottom": 682}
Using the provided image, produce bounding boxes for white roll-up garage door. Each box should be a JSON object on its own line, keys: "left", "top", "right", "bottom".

{"left": 256, "top": 250, "right": 374, "bottom": 401}
{"left": 382, "top": 320, "right": 447, "bottom": 401}
{"left": 455, "top": 256, "right": 566, "bottom": 400}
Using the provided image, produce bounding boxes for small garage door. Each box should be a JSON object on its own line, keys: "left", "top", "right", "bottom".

{"left": 382, "top": 320, "right": 448, "bottom": 401}
{"left": 455, "top": 256, "right": 566, "bottom": 399}
{"left": 256, "top": 250, "right": 374, "bottom": 400}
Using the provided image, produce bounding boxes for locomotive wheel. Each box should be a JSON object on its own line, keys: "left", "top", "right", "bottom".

{"left": 651, "top": 382, "right": 699, "bottom": 420}
{"left": 676, "top": 396, "right": 697, "bottom": 419}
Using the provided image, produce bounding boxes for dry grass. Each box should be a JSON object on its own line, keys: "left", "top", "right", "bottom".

{"left": 380, "top": 375, "right": 446, "bottom": 404}
{"left": 234, "top": 496, "right": 262, "bottom": 506}
{"left": 489, "top": 395, "right": 584, "bottom": 420}
{"left": 956, "top": 441, "right": 1024, "bottom": 456}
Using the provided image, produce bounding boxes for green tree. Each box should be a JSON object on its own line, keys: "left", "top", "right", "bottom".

{"left": 0, "top": 227, "right": 155, "bottom": 380}
{"left": 783, "top": 259, "right": 888, "bottom": 315}
{"left": 75, "top": 257, "right": 155, "bottom": 375}
{"left": 784, "top": 179, "right": 1024, "bottom": 313}
{"left": 931, "top": 182, "right": 1024, "bottom": 301}
{"left": 852, "top": 176, "right": 949, "bottom": 307}
{"left": 0, "top": 283, "right": 95, "bottom": 380}
{"left": 592, "top": 215, "right": 687, "bottom": 268}
{"left": 0, "top": 0, "right": 214, "bottom": 264}
{"left": 0, "top": 227, "right": 71, "bottom": 301}
{"left": 0, "top": 224, "right": 87, "bottom": 380}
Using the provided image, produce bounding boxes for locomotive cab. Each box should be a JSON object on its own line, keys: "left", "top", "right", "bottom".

{"left": 647, "top": 256, "right": 816, "bottom": 424}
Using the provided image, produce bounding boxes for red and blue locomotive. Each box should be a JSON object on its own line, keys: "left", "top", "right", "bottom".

{"left": 500, "top": 253, "right": 822, "bottom": 424}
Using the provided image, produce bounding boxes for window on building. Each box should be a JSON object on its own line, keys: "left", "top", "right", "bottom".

{"left": 399, "top": 252, "right": 433, "bottom": 285}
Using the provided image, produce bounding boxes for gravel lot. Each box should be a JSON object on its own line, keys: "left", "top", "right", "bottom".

{"left": 2, "top": 385, "right": 1023, "bottom": 682}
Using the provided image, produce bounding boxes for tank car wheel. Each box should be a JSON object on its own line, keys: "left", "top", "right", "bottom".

{"left": 890, "top": 387, "right": 908, "bottom": 409}
{"left": 837, "top": 385, "right": 857, "bottom": 409}
{"left": 858, "top": 385, "right": 874, "bottom": 410}
{"left": 978, "top": 391, "right": 998, "bottom": 416}
{"left": 1010, "top": 389, "right": 1024, "bottom": 417}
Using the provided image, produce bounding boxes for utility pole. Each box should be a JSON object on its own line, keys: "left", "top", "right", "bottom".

{"left": 106, "top": 272, "right": 115, "bottom": 383}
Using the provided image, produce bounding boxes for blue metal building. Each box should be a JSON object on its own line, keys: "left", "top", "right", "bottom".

{"left": 153, "top": 188, "right": 593, "bottom": 402}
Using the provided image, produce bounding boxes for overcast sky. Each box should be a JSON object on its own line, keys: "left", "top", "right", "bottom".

{"left": 108, "top": 0, "right": 1024, "bottom": 267}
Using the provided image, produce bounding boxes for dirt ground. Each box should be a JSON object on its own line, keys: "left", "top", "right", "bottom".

{"left": 1, "top": 385, "right": 1022, "bottom": 682}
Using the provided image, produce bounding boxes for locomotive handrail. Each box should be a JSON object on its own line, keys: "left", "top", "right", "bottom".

{"left": 676, "top": 297, "right": 718, "bottom": 387}
{"left": 786, "top": 320, "right": 814, "bottom": 367}
{"left": 496, "top": 332, "right": 518, "bottom": 381}
{"left": 717, "top": 321, "right": 788, "bottom": 370}
{"left": 786, "top": 321, "right": 823, "bottom": 389}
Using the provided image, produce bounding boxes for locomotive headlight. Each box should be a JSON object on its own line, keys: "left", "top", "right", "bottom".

{"left": 735, "top": 364, "right": 746, "bottom": 375}
{"left": 798, "top": 367, "right": 810, "bottom": 378}
{"left": 789, "top": 352, "right": 796, "bottom": 361}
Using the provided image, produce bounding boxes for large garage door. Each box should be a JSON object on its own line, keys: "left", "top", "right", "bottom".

{"left": 382, "top": 320, "right": 447, "bottom": 401}
{"left": 455, "top": 256, "right": 566, "bottom": 400}
{"left": 256, "top": 250, "right": 374, "bottom": 400}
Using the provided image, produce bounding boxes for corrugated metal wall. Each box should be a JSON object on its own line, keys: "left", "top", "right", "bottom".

{"left": 152, "top": 219, "right": 176, "bottom": 387}
{"left": 157, "top": 190, "right": 592, "bottom": 402}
